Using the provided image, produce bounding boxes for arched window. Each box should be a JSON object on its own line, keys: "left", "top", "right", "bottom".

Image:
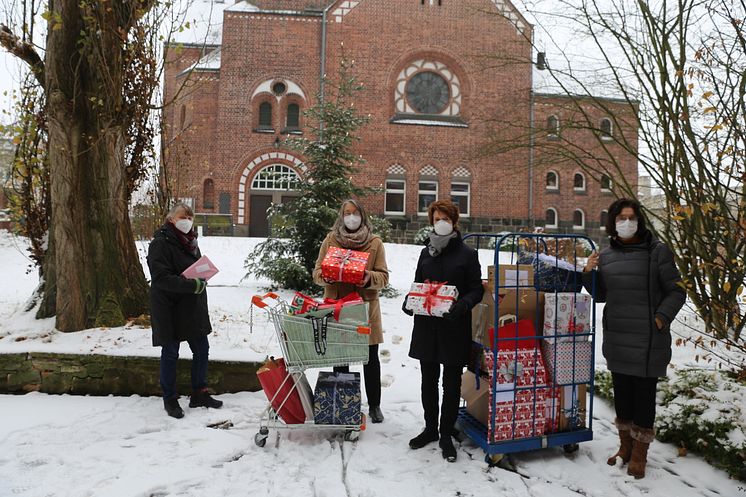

{"left": 286, "top": 103, "right": 300, "bottom": 130}
{"left": 546, "top": 170, "right": 559, "bottom": 190}
{"left": 574, "top": 172, "right": 586, "bottom": 191}
{"left": 258, "top": 102, "right": 273, "bottom": 130}
{"left": 202, "top": 179, "right": 215, "bottom": 209}
{"left": 385, "top": 179, "right": 406, "bottom": 215}
{"left": 251, "top": 164, "right": 300, "bottom": 190}
{"left": 450, "top": 166, "right": 471, "bottom": 217}
{"left": 600, "top": 210, "right": 608, "bottom": 230}
{"left": 546, "top": 208, "right": 558, "bottom": 228}
{"left": 418, "top": 165, "right": 439, "bottom": 214}
{"left": 385, "top": 164, "right": 406, "bottom": 215}
{"left": 547, "top": 115, "right": 559, "bottom": 137}
{"left": 573, "top": 209, "right": 585, "bottom": 229}
{"left": 600, "top": 118, "right": 613, "bottom": 140}
{"left": 600, "top": 174, "right": 612, "bottom": 191}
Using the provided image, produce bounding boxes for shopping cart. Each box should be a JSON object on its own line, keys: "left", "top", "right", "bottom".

{"left": 458, "top": 232, "right": 597, "bottom": 466}
{"left": 251, "top": 292, "right": 370, "bottom": 447}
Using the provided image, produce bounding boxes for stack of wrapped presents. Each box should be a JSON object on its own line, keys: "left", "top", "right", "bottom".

{"left": 257, "top": 285, "right": 370, "bottom": 426}
{"left": 462, "top": 262, "right": 592, "bottom": 441}
{"left": 313, "top": 371, "right": 363, "bottom": 425}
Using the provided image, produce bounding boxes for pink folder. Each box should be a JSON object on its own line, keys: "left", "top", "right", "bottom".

{"left": 181, "top": 255, "right": 219, "bottom": 281}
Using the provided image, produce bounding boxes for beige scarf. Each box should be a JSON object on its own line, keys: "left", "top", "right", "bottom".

{"left": 334, "top": 224, "right": 373, "bottom": 250}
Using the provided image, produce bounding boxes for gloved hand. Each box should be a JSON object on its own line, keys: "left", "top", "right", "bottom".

{"left": 401, "top": 296, "right": 414, "bottom": 316}
{"left": 194, "top": 278, "right": 207, "bottom": 295}
{"left": 442, "top": 300, "right": 468, "bottom": 321}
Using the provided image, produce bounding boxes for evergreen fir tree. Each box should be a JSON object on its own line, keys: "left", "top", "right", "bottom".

{"left": 245, "top": 59, "right": 372, "bottom": 291}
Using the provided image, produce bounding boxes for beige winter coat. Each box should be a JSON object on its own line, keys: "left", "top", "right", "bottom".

{"left": 312, "top": 233, "right": 389, "bottom": 345}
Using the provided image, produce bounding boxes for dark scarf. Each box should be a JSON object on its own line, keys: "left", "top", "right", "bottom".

{"left": 428, "top": 230, "right": 459, "bottom": 257}
{"left": 167, "top": 222, "right": 199, "bottom": 256}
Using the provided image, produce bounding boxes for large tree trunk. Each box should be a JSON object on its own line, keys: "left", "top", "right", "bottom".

{"left": 36, "top": 0, "right": 150, "bottom": 331}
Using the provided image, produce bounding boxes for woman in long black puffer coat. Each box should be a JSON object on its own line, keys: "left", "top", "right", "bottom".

{"left": 147, "top": 202, "right": 222, "bottom": 419}
{"left": 402, "top": 199, "right": 484, "bottom": 462}
{"left": 583, "top": 198, "right": 685, "bottom": 479}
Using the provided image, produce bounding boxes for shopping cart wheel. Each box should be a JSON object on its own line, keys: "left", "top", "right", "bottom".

{"left": 486, "top": 454, "right": 518, "bottom": 472}
{"left": 344, "top": 430, "right": 360, "bottom": 442}
{"left": 254, "top": 430, "right": 269, "bottom": 448}
{"left": 485, "top": 453, "right": 504, "bottom": 467}
{"left": 563, "top": 443, "right": 579, "bottom": 454}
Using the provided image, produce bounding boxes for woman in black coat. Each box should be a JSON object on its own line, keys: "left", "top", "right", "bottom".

{"left": 584, "top": 198, "right": 685, "bottom": 479}
{"left": 402, "top": 200, "right": 484, "bottom": 462}
{"left": 147, "top": 203, "right": 222, "bottom": 419}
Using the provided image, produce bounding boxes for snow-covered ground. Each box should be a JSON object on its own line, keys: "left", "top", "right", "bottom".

{"left": 0, "top": 232, "right": 743, "bottom": 497}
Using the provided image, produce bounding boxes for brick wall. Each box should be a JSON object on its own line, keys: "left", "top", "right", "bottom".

{"left": 162, "top": 0, "right": 638, "bottom": 243}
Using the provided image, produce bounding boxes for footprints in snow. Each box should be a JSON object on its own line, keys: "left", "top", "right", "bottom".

{"left": 381, "top": 374, "right": 395, "bottom": 388}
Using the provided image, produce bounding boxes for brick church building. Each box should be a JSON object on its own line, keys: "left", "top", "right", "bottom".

{"left": 163, "top": 0, "right": 638, "bottom": 242}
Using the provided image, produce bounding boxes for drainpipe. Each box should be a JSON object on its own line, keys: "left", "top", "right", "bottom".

{"left": 319, "top": 1, "right": 335, "bottom": 139}
{"left": 528, "top": 38, "right": 537, "bottom": 230}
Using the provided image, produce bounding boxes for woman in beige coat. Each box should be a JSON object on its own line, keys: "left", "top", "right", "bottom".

{"left": 313, "top": 199, "right": 389, "bottom": 423}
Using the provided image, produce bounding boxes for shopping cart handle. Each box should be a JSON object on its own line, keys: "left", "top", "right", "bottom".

{"left": 252, "top": 292, "right": 280, "bottom": 308}
{"left": 356, "top": 326, "right": 371, "bottom": 335}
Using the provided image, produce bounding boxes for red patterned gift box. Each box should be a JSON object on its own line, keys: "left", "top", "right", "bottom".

{"left": 489, "top": 388, "right": 548, "bottom": 441}
{"left": 484, "top": 349, "right": 549, "bottom": 442}
{"left": 540, "top": 340, "right": 593, "bottom": 385}
{"left": 405, "top": 280, "right": 459, "bottom": 317}
{"left": 321, "top": 247, "right": 369, "bottom": 285}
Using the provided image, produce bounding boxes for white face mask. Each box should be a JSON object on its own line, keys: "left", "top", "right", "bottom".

{"left": 615, "top": 219, "right": 638, "bottom": 239}
{"left": 174, "top": 218, "right": 193, "bottom": 234}
{"left": 433, "top": 219, "right": 454, "bottom": 236}
{"left": 343, "top": 214, "right": 362, "bottom": 231}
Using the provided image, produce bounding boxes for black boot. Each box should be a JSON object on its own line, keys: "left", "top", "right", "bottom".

{"left": 369, "top": 406, "right": 384, "bottom": 424}
{"left": 439, "top": 435, "right": 457, "bottom": 462}
{"left": 164, "top": 397, "right": 184, "bottom": 419}
{"left": 189, "top": 388, "right": 223, "bottom": 408}
{"left": 409, "top": 428, "right": 439, "bottom": 449}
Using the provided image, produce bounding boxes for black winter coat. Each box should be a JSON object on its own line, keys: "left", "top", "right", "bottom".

{"left": 583, "top": 230, "right": 685, "bottom": 377}
{"left": 147, "top": 225, "right": 212, "bottom": 346}
{"left": 408, "top": 234, "right": 484, "bottom": 366}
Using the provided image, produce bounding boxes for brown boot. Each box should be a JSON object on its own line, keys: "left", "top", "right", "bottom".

{"left": 627, "top": 425, "right": 655, "bottom": 479}
{"left": 607, "top": 418, "right": 634, "bottom": 466}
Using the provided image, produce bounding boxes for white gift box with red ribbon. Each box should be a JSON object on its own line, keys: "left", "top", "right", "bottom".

{"left": 405, "top": 281, "right": 458, "bottom": 317}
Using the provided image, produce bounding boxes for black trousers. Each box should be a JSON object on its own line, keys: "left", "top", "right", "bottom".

{"left": 612, "top": 372, "right": 658, "bottom": 429}
{"left": 420, "top": 360, "right": 463, "bottom": 437}
{"left": 334, "top": 344, "right": 381, "bottom": 407}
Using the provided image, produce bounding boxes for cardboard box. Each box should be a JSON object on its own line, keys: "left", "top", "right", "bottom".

{"left": 498, "top": 289, "right": 545, "bottom": 332}
{"left": 546, "top": 384, "right": 588, "bottom": 432}
{"left": 461, "top": 371, "right": 490, "bottom": 426}
{"left": 488, "top": 264, "right": 534, "bottom": 293}
{"left": 472, "top": 286, "right": 545, "bottom": 349}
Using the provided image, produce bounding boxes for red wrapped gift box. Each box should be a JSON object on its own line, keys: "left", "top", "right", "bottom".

{"left": 289, "top": 292, "right": 320, "bottom": 315}
{"left": 321, "top": 247, "right": 369, "bottom": 285}
{"left": 484, "top": 347, "right": 549, "bottom": 442}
